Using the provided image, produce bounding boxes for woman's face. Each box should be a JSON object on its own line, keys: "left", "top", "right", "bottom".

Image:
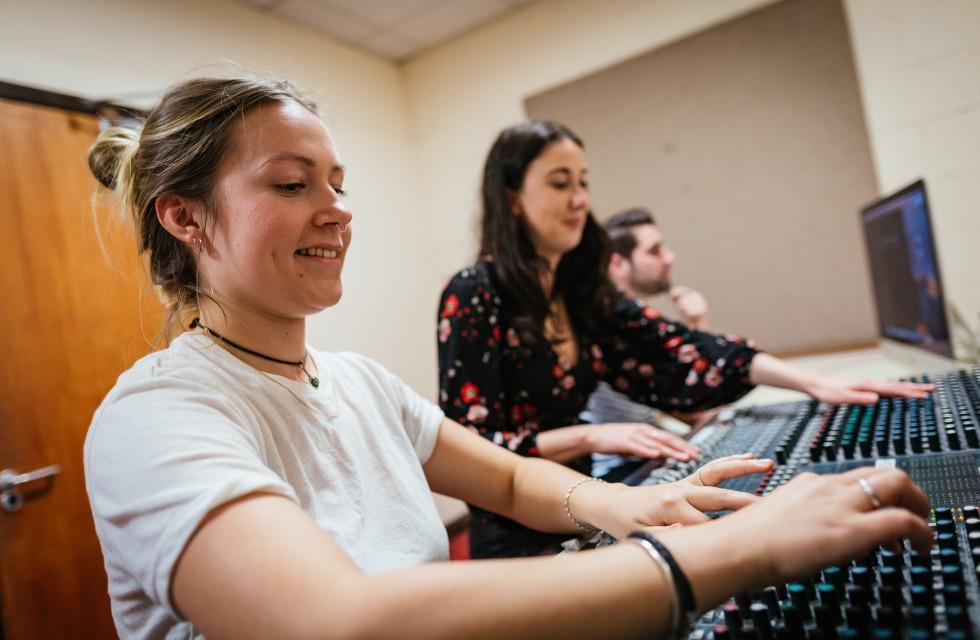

{"left": 200, "top": 99, "right": 353, "bottom": 319}
{"left": 512, "top": 138, "right": 591, "bottom": 266}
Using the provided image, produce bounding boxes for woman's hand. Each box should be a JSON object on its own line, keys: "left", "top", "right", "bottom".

{"left": 579, "top": 454, "right": 772, "bottom": 538}
{"left": 704, "top": 467, "right": 932, "bottom": 584}
{"left": 587, "top": 423, "right": 700, "bottom": 461}
{"left": 805, "top": 374, "right": 935, "bottom": 405}
{"left": 748, "top": 354, "right": 936, "bottom": 406}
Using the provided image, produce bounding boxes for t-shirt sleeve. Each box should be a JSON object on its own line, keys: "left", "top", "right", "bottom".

{"left": 601, "top": 293, "right": 760, "bottom": 412}
{"left": 391, "top": 371, "right": 445, "bottom": 463}
{"left": 342, "top": 353, "right": 445, "bottom": 463}
{"left": 84, "top": 376, "right": 297, "bottom": 619}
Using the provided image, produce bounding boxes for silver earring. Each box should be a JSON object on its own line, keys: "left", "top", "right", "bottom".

{"left": 196, "top": 236, "right": 204, "bottom": 254}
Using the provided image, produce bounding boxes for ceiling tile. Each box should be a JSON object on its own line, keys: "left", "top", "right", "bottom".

{"left": 358, "top": 31, "right": 421, "bottom": 60}
{"left": 322, "top": 0, "right": 442, "bottom": 27}
{"left": 395, "top": 0, "right": 509, "bottom": 46}
{"left": 274, "top": 0, "right": 377, "bottom": 41}
{"left": 236, "top": 0, "right": 285, "bottom": 9}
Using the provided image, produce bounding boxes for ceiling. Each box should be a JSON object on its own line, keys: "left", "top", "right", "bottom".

{"left": 233, "top": 0, "right": 536, "bottom": 63}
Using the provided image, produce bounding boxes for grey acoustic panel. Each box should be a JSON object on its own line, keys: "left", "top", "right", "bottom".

{"left": 525, "top": 0, "right": 879, "bottom": 355}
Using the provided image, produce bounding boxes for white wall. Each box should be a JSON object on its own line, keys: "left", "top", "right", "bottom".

{"left": 844, "top": 0, "right": 980, "bottom": 359}
{"left": 4, "top": 0, "right": 977, "bottom": 397}
{"left": 402, "top": 0, "right": 780, "bottom": 306}
{"left": 0, "top": 0, "right": 439, "bottom": 395}
{"left": 404, "top": 0, "right": 980, "bottom": 359}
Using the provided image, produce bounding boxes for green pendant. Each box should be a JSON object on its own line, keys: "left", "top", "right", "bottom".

{"left": 309, "top": 376, "right": 320, "bottom": 388}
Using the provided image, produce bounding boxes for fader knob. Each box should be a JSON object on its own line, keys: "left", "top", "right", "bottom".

{"left": 878, "top": 585, "right": 902, "bottom": 609}
{"left": 936, "top": 518, "right": 955, "bottom": 533}
{"left": 786, "top": 584, "right": 810, "bottom": 620}
{"left": 909, "top": 584, "right": 932, "bottom": 607}
{"left": 850, "top": 566, "right": 872, "bottom": 589}
{"left": 749, "top": 602, "right": 773, "bottom": 640}
{"left": 774, "top": 447, "right": 787, "bottom": 465}
{"left": 880, "top": 550, "right": 903, "bottom": 569}
{"left": 846, "top": 584, "right": 870, "bottom": 607}
{"left": 722, "top": 603, "right": 741, "bottom": 630}
{"left": 941, "top": 563, "right": 964, "bottom": 584}
{"left": 908, "top": 604, "right": 933, "bottom": 628}
{"left": 875, "top": 606, "right": 902, "bottom": 629}
{"left": 779, "top": 602, "right": 804, "bottom": 636}
{"left": 946, "top": 605, "right": 969, "bottom": 629}
{"left": 878, "top": 566, "right": 902, "bottom": 587}
{"left": 944, "top": 582, "right": 966, "bottom": 604}
{"left": 844, "top": 604, "right": 869, "bottom": 630}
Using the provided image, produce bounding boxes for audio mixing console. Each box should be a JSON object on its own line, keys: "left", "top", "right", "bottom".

{"left": 617, "top": 366, "right": 980, "bottom": 639}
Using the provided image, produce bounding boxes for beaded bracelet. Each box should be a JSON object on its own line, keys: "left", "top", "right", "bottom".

{"left": 628, "top": 531, "right": 698, "bottom": 637}
{"left": 562, "top": 477, "right": 606, "bottom": 534}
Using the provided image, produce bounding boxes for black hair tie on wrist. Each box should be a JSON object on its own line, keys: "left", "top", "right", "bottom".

{"left": 628, "top": 531, "right": 698, "bottom": 627}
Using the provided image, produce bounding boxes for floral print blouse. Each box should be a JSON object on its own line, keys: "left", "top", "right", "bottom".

{"left": 437, "top": 260, "right": 759, "bottom": 558}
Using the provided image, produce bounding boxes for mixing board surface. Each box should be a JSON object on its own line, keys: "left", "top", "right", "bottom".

{"left": 619, "top": 366, "right": 980, "bottom": 639}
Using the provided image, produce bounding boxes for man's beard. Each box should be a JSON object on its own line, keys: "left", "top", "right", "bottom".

{"left": 629, "top": 273, "right": 671, "bottom": 296}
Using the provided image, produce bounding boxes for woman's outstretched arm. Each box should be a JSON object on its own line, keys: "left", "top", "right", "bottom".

{"left": 172, "top": 429, "right": 931, "bottom": 640}
{"left": 748, "top": 353, "right": 934, "bottom": 404}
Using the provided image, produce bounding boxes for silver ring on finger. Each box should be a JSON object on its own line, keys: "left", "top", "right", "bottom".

{"left": 858, "top": 478, "right": 883, "bottom": 509}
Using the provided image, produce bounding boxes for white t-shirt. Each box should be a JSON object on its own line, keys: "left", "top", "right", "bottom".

{"left": 85, "top": 333, "right": 448, "bottom": 640}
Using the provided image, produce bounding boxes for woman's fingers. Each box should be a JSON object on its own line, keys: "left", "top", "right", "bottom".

{"left": 839, "top": 389, "right": 881, "bottom": 405}
{"left": 857, "top": 507, "right": 934, "bottom": 555}
{"left": 838, "top": 468, "right": 930, "bottom": 517}
{"left": 647, "top": 429, "right": 700, "bottom": 457}
{"left": 640, "top": 523, "right": 684, "bottom": 534}
{"left": 660, "top": 500, "right": 712, "bottom": 526}
{"left": 862, "top": 380, "right": 935, "bottom": 398}
{"left": 699, "top": 457, "right": 774, "bottom": 485}
{"left": 684, "top": 486, "right": 758, "bottom": 512}
{"left": 642, "top": 433, "right": 697, "bottom": 460}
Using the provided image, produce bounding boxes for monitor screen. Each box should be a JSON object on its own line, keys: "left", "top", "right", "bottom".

{"left": 860, "top": 179, "right": 952, "bottom": 358}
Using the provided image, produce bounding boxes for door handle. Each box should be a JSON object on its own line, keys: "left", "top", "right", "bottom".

{"left": 1, "top": 465, "right": 61, "bottom": 513}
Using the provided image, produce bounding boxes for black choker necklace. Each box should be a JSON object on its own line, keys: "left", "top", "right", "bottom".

{"left": 190, "top": 317, "right": 319, "bottom": 388}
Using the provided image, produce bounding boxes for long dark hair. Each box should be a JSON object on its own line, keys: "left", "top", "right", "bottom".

{"left": 479, "top": 120, "right": 616, "bottom": 350}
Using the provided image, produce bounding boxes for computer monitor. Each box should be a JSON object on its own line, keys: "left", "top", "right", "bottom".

{"left": 860, "top": 179, "right": 952, "bottom": 358}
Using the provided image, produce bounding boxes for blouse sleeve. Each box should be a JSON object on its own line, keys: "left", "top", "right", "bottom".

{"left": 602, "top": 293, "right": 760, "bottom": 412}
{"left": 437, "top": 268, "right": 541, "bottom": 457}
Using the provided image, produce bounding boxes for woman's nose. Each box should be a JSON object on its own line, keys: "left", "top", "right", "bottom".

{"left": 571, "top": 189, "right": 590, "bottom": 209}
{"left": 314, "top": 200, "right": 353, "bottom": 230}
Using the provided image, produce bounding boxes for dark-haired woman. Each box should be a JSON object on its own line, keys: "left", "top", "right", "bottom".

{"left": 438, "top": 120, "right": 934, "bottom": 559}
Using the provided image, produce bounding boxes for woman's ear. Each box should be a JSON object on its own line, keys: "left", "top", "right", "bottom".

{"left": 505, "top": 188, "right": 522, "bottom": 216}
{"left": 156, "top": 194, "right": 204, "bottom": 247}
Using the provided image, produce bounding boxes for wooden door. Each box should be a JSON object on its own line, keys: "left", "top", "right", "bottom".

{"left": 0, "top": 97, "right": 161, "bottom": 639}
